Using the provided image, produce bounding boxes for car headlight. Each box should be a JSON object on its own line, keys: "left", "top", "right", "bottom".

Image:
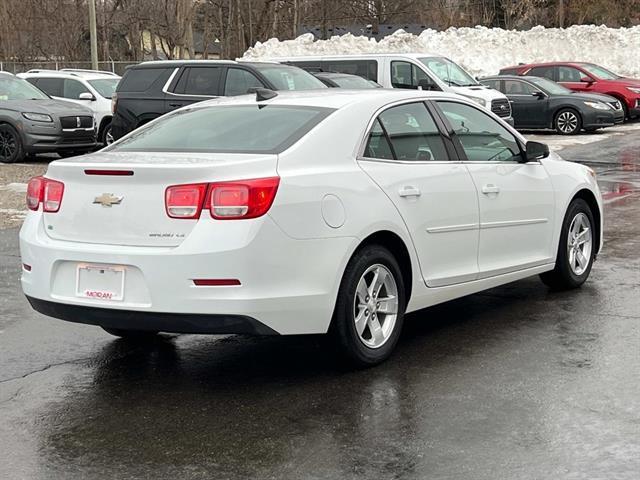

{"left": 626, "top": 87, "right": 640, "bottom": 94}
{"left": 583, "top": 101, "right": 610, "bottom": 110}
{"left": 468, "top": 96, "right": 487, "bottom": 107}
{"left": 22, "top": 112, "right": 53, "bottom": 123}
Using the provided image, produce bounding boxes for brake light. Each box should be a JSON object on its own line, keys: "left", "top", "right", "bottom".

{"left": 111, "top": 93, "right": 117, "bottom": 115}
{"left": 209, "top": 177, "right": 280, "bottom": 220}
{"left": 26, "top": 176, "right": 64, "bottom": 212}
{"left": 165, "top": 183, "right": 207, "bottom": 219}
{"left": 26, "top": 176, "right": 44, "bottom": 210}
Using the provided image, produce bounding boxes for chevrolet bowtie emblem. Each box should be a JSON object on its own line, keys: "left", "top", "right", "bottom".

{"left": 93, "top": 193, "right": 123, "bottom": 207}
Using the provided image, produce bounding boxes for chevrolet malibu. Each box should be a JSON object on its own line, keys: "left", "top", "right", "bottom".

{"left": 20, "top": 89, "right": 602, "bottom": 366}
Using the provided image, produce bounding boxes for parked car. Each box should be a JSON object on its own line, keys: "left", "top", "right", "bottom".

{"left": 499, "top": 62, "right": 640, "bottom": 119}
{"left": 20, "top": 88, "right": 602, "bottom": 366}
{"left": 480, "top": 75, "right": 624, "bottom": 134}
{"left": 19, "top": 69, "right": 120, "bottom": 146}
{"left": 110, "top": 60, "right": 327, "bottom": 140}
{"left": 0, "top": 72, "right": 97, "bottom": 163}
{"left": 313, "top": 72, "right": 381, "bottom": 88}
{"left": 274, "top": 53, "right": 514, "bottom": 124}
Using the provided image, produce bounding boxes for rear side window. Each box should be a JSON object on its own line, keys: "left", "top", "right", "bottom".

{"left": 364, "top": 120, "right": 393, "bottom": 159}
{"left": 322, "top": 60, "right": 378, "bottom": 82}
{"left": 118, "top": 67, "right": 168, "bottom": 92}
{"left": 109, "top": 105, "right": 334, "bottom": 154}
{"left": 31, "top": 77, "right": 63, "bottom": 96}
{"left": 366, "top": 102, "right": 448, "bottom": 161}
{"left": 174, "top": 67, "right": 222, "bottom": 96}
{"left": 528, "top": 66, "right": 554, "bottom": 81}
{"left": 224, "top": 68, "right": 263, "bottom": 96}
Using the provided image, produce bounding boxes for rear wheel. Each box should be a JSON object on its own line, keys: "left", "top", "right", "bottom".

{"left": 540, "top": 198, "right": 595, "bottom": 289}
{"left": 102, "top": 327, "right": 159, "bottom": 339}
{"left": 554, "top": 108, "right": 582, "bottom": 135}
{"left": 331, "top": 245, "right": 405, "bottom": 367}
{"left": 0, "top": 124, "right": 24, "bottom": 163}
{"left": 100, "top": 121, "right": 114, "bottom": 146}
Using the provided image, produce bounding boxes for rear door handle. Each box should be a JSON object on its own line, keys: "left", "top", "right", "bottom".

{"left": 168, "top": 102, "right": 185, "bottom": 108}
{"left": 482, "top": 184, "right": 500, "bottom": 195}
{"left": 399, "top": 186, "right": 421, "bottom": 198}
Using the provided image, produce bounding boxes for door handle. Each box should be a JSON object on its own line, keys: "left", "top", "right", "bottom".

{"left": 399, "top": 186, "right": 421, "bottom": 198}
{"left": 168, "top": 103, "right": 184, "bottom": 108}
{"left": 482, "top": 184, "right": 500, "bottom": 194}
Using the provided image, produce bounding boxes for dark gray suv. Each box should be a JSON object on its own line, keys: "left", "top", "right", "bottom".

{"left": 0, "top": 72, "right": 97, "bottom": 163}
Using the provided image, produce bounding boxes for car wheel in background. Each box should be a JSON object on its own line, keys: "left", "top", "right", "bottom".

{"left": 554, "top": 108, "right": 582, "bottom": 135}
{"left": 331, "top": 245, "right": 405, "bottom": 367}
{"left": 0, "top": 124, "right": 24, "bottom": 163}
{"left": 102, "top": 327, "right": 159, "bottom": 339}
{"left": 540, "top": 198, "right": 595, "bottom": 289}
{"left": 101, "top": 122, "right": 114, "bottom": 146}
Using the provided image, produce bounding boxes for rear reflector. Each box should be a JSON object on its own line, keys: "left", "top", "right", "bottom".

{"left": 84, "top": 169, "right": 134, "bottom": 176}
{"left": 192, "top": 279, "right": 241, "bottom": 286}
{"left": 26, "top": 176, "right": 64, "bottom": 212}
{"left": 165, "top": 183, "right": 208, "bottom": 219}
{"left": 22, "top": 263, "right": 32, "bottom": 272}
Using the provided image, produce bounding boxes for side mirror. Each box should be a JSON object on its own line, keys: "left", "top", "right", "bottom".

{"left": 525, "top": 141, "right": 549, "bottom": 161}
{"left": 580, "top": 76, "right": 594, "bottom": 84}
{"left": 418, "top": 79, "right": 436, "bottom": 91}
{"left": 79, "top": 92, "right": 95, "bottom": 101}
{"left": 532, "top": 91, "right": 546, "bottom": 99}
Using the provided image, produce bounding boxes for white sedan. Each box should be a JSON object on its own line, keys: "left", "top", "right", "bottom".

{"left": 20, "top": 89, "right": 602, "bottom": 366}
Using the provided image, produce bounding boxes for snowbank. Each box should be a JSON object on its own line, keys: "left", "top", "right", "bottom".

{"left": 243, "top": 25, "right": 640, "bottom": 78}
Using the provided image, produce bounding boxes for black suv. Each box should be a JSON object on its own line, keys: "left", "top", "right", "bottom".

{"left": 111, "top": 60, "right": 326, "bottom": 140}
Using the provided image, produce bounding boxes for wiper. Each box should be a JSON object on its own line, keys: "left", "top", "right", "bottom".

{"left": 445, "top": 79, "right": 464, "bottom": 87}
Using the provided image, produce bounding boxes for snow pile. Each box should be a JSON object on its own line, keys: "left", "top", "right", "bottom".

{"left": 243, "top": 25, "right": 640, "bottom": 78}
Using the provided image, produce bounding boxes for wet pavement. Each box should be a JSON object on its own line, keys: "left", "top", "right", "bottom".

{"left": 1, "top": 132, "right": 639, "bottom": 479}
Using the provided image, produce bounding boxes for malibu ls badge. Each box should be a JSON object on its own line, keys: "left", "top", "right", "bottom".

{"left": 93, "top": 193, "right": 123, "bottom": 207}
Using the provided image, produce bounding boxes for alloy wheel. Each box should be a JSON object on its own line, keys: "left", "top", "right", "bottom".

{"left": 353, "top": 264, "right": 398, "bottom": 349}
{"left": 567, "top": 212, "right": 593, "bottom": 276}
{"left": 0, "top": 130, "right": 17, "bottom": 161}
{"left": 105, "top": 127, "right": 114, "bottom": 145}
{"left": 557, "top": 111, "right": 579, "bottom": 134}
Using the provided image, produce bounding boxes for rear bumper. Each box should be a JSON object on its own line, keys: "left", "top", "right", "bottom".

{"left": 26, "top": 295, "right": 278, "bottom": 335}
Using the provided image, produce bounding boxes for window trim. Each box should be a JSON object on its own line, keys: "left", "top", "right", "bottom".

{"left": 356, "top": 99, "right": 458, "bottom": 164}
{"left": 431, "top": 99, "right": 532, "bottom": 164}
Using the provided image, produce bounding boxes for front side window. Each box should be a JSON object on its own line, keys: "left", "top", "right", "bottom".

{"left": 108, "top": 105, "right": 334, "bottom": 154}
{"left": 224, "top": 68, "right": 263, "bottom": 96}
{"left": 419, "top": 57, "right": 477, "bottom": 87}
{"left": 251, "top": 64, "right": 326, "bottom": 91}
{"left": 437, "top": 101, "right": 521, "bottom": 163}
{"left": 174, "top": 67, "right": 222, "bottom": 96}
{"left": 63, "top": 79, "right": 90, "bottom": 99}
{"left": 504, "top": 80, "right": 536, "bottom": 95}
{"left": 557, "top": 66, "right": 585, "bottom": 82}
{"left": 365, "top": 102, "right": 447, "bottom": 161}
{"left": 391, "top": 61, "right": 439, "bottom": 90}
{"left": 0, "top": 76, "right": 49, "bottom": 100}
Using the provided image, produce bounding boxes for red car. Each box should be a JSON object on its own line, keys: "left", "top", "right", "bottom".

{"left": 499, "top": 62, "right": 640, "bottom": 119}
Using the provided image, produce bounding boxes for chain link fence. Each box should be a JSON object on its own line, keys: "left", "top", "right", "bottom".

{"left": 0, "top": 60, "right": 139, "bottom": 76}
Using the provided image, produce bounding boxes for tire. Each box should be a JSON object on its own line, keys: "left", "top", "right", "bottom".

{"left": 100, "top": 121, "right": 114, "bottom": 146}
{"left": 0, "top": 123, "right": 24, "bottom": 163}
{"left": 540, "top": 198, "right": 596, "bottom": 290}
{"left": 554, "top": 108, "right": 582, "bottom": 135}
{"left": 102, "top": 327, "right": 159, "bottom": 339}
{"left": 331, "top": 245, "right": 406, "bottom": 367}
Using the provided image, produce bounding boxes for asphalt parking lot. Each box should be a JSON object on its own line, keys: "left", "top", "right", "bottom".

{"left": 1, "top": 125, "right": 639, "bottom": 479}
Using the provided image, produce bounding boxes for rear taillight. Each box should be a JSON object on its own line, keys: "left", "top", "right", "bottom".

{"left": 26, "top": 176, "right": 64, "bottom": 213}
{"left": 111, "top": 93, "right": 117, "bottom": 115}
{"left": 208, "top": 177, "right": 280, "bottom": 220}
{"left": 165, "top": 183, "right": 208, "bottom": 219}
{"left": 164, "top": 177, "right": 280, "bottom": 220}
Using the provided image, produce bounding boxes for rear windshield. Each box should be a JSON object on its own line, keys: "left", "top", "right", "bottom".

{"left": 108, "top": 104, "right": 334, "bottom": 154}
{"left": 251, "top": 64, "right": 327, "bottom": 91}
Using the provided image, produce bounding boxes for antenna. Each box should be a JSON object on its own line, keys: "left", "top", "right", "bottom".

{"left": 252, "top": 88, "right": 278, "bottom": 102}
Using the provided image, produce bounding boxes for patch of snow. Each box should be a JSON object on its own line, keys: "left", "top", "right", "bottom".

{"left": 0, "top": 183, "right": 28, "bottom": 193}
{"left": 243, "top": 25, "right": 640, "bottom": 78}
{"left": 0, "top": 208, "right": 27, "bottom": 219}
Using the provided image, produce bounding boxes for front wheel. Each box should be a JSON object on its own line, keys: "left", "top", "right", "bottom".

{"left": 101, "top": 122, "right": 114, "bottom": 146}
{"left": 540, "top": 198, "right": 595, "bottom": 289}
{"left": 331, "top": 245, "right": 405, "bottom": 367}
{"left": 554, "top": 108, "right": 582, "bottom": 135}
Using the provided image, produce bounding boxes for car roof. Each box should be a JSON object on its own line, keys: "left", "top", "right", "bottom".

{"left": 131, "top": 60, "right": 283, "bottom": 69}
{"left": 502, "top": 61, "right": 589, "bottom": 70}
{"left": 192, "top": 88, "right": 463, "bottom": 110}
{"left": 482, "top": 75, "right": 542, "bottom": 81}
{"left": 20, "top": 70, "right": 120, "bottom": 80}
{"left": 269, "top": 52, "right": 442, "bottom": 61}
{"left": 314, "top": 72, "right": 359, "bottom": 78}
